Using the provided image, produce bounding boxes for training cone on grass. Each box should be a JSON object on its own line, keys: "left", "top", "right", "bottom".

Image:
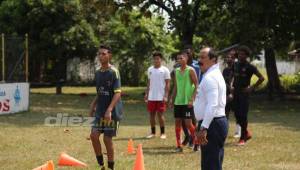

{"left": 58, "top": 152, "right": 87, "bottom": 167}
{"left": 127, "top": 138, "right": 135, "bottom": 154}
{"left": 32, "top": 160, "right": 54, "bottom": 170}
{"left": 133, "top": 144, "right": 145, "bottom": 170}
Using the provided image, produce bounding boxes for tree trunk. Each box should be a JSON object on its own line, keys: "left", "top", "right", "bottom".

{"left": 180, "top": 31, "right": 193, "bottom": 47}
{"left": 55, "top": 57, "right": 67, "bottom": 95}
{"left": 265, "top": 48, "right": 284, "bottom": 100}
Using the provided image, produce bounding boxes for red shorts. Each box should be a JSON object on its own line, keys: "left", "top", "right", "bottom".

{"left": 147, "top": 101, "right": 166, "bottom": 113}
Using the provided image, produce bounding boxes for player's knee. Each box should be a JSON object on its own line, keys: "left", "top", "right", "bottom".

{"left": 103, "top": 135, "right": 112, "bottom": 144}
{"left": 90, "top": 132, "right": 99, "bottom": 141}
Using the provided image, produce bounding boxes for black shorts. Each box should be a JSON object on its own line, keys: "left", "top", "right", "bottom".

{"left": 91, "top": 117, "right": 119, "bottom": 137}
{"left": 174, "top": 105, "right": 194, "bottom": 119}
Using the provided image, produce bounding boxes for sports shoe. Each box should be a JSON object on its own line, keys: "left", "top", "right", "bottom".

{"left": 237, "top": 140, "right": 245, "bottom": 146}
{"left": 193, "top": 144, "right": 200, "bottom": 152}
{"left": 246, "top": 130, "right": 252, "bottom": 141}
{"left": 160, "top": 134, "right": 167, "bottom": 139}
{"left": 234, "top": 124, "right": 241, "bottom": 138}
{"left": 233, "top": 133, "right": 241, "bottom": 138}
{"left": 181, "top": 136, "right": 190, "bottom": 146}
{"left": 146, "top": 134, "right": 155, "bottom": 139}
{"left": 175, "top": 147, "right": 183, "bottom": 153}
{"left": 100, "top": 165, "right": 105, "bottom": 170}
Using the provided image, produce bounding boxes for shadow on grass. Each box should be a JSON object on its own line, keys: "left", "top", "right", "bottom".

{"left": 114, "top": 137, "right": 148, "bottom": 141}
{"left": 142, "top": 146, "right": 190, "bottom": 155}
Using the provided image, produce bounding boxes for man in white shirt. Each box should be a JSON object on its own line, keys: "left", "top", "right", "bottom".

{"left": 194, "top": 47, "right": 228, "bottom": 170}
{"left": 144, "top": 52, "right": 171, "bottom": 139}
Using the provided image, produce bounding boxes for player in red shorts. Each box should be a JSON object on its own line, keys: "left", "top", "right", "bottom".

{"left": 144, "top": 51, "right": 171, "bottom": 139}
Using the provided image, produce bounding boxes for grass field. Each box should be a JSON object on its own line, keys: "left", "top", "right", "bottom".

{"left": 1, "top": 87, "right": 300, "bottom": 170}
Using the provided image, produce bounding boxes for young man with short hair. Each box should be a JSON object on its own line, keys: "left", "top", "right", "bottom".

{"left": 233, "top": 45, "right": 264, "bottom": 146}
{"left": 89, "top": 45, "right": 123, "bottom": 170}
{"left": 169, "top": 51, "right": 198, "bottom": 152}
{"left": 223, "top": 49, "right": 241, "bottom": 138}
{"left": 144, "top": 52, "right": 170, "bottom": 139}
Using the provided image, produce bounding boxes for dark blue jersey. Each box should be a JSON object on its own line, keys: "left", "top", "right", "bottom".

{"left": 95, "top": 66, "right": 123, "bottom": 120}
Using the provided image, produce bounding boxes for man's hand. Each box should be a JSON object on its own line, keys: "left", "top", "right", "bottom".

{"left": 104, "top": 108, "right": 112, "bottom": 122}
{"left": 196, "top": 128, "right": 208, "bottom": 145}
{"left": 144, "top": 94, "right": 148, "bottom": 103}
{"left": 243, "top": 86, "right": 254, "bottom": 93}
{"left": 168, "top": 99, "right": 174, "bottom": 109}
{"left": 163, "top": 96, "right": 168, "bottom": 103}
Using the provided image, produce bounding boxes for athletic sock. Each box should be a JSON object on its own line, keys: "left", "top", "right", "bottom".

{"left": 175, "top": 127, "right": 181, "bottom": 147}
{"left": 160, "top": 126, "right": 165, "bottom": 134}
{"left": 188, "top": 124, "right": 196, "bottom": 144}
{"left": 108, "top": 161, "right": 114, "bottom": 170}
{"left": 96, "top": 155, "right": 104, "bottom": 166}
{"left": 151, "top": 127, "right": 156, "bottom": 134}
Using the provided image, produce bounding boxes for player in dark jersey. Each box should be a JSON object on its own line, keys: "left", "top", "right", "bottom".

{"left": 223, "top": 49, "right": 241, "bottom": 138}
{"left": 89, "top": 45, "right": 123, "bottom": 170}
{"left": 233, "top": 46, "right": 264, "bottom": 146}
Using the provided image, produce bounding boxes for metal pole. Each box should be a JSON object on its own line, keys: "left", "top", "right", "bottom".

{"left": 25, "top": 33, "right": 29, "bottom": 82}
{"left": 1, "top": 33, "right": 4, "bottom": 82}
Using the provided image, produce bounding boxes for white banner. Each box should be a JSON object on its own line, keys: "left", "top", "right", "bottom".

{"left": 0, "top": 83, "right": 29, "bottom": 115}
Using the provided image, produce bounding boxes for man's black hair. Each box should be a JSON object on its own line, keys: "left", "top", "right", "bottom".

{"left": 238, "top": 45, "right": 252, "bottom": 56}
{"left": 152, "top": 51, "right": 163, "bottom": 59}
{"left": 208, "top": 48, "right": 218, "bottom": 62}
{"left": 99, "top": 45, "right": 112, "bottom": 53}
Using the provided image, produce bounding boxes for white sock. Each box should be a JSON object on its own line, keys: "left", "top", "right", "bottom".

{"left": 235, "top": 124, "right": 241, "bottom": 135}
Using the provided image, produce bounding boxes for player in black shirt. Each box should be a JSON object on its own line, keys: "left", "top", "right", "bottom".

{"left": 233, "top": 46, "right": 264, "bottom": 146}
{"left": 89, "top": 45, "right": 123, "bottom": 170}
{"left": 223, "top": 50, "right": 241, "bottom": 138}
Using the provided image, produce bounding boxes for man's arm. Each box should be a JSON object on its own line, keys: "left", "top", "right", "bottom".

{"left": 252, "top": 70, "right": 265, "bottom": 89}
{"left": 89, "top": 96, "right": 97, "bottom": 117}
{"left": 169, "top": 74, "right": 177, "bottom": 108}
{"left": 245, "top": 68, "right": 265, "bottom": 93}
{"left": 104, "top": 92, "right": 121, "bottom": 121}
{"left": 164, "top": 79, "right": 170, "bottom": 102}
{"left": 189, "top": 68, "right": 199, "bottom": 106}
{"left": 144, "top": 80, "right": 150, "bottom": 102}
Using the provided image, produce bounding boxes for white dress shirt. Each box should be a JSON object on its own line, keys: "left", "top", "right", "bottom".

{"left": 194, "top": 63, "right": 226, "bottom": 129}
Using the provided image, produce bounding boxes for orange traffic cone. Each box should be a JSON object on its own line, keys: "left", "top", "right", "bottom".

{"left": 58, "top": 152, "right": 87, "bottom": 167}
{"left": 127, "top": 138, "right": 135, "bottom": 154}
{"left": 133, "top": 144, "right": 145, "bottom": 170}
{"left": 32, "top": 160, "right": 54, "bottom": 170}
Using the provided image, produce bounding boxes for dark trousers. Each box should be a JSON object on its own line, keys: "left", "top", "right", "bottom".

{"left": 199, "top": 117, "right": 228, "bottom": 170}
{"left": 233, "top": 92, "right": 249, "bottom": 141}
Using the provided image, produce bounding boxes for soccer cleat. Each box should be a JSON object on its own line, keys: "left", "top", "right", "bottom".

{"left": 175, "top": 147, "right": 183, "bottom": 153}
{"left": 193, "top": 144, "right": 200, "bottom": 152}
{"left": 160, "top": 134, "right": 167, "bottom": 139}
{"left": 181, "top": 136, "right": 190, "bottom": 146}
{"left": 146, "top": 134, "right": 155, "bottom": 139}
{"left": 246, "top": 130, "right": 252, "bottom": 141}
{"left": 233, "top": 133, "right": 241, "bottom": 138}
{"left": 237, "top": 140, "right": 245, "bottom": 146}
{"left": 234, "top": 124, "right": 241, "bottom": 138}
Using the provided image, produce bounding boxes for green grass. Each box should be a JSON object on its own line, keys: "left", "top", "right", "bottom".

{"left": 1, "top": 87, "right": 300, "bottom": 170}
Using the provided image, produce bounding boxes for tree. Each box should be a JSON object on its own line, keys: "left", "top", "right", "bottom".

{"left": 103, "top": 10, "right": 176, "bottom": 86}
{"left": 221, "top": 0, "right": 300, "bottom": 99}
{"left": 0, "top": 0, "right": 99, "bottom": 84}
{"left": 120, "top": 0, "right": 202, "bottom": 47}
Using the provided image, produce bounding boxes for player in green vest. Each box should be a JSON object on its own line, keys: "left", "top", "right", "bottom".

{"left": 169, "top": 51, "right": 199, "bottom": 152}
